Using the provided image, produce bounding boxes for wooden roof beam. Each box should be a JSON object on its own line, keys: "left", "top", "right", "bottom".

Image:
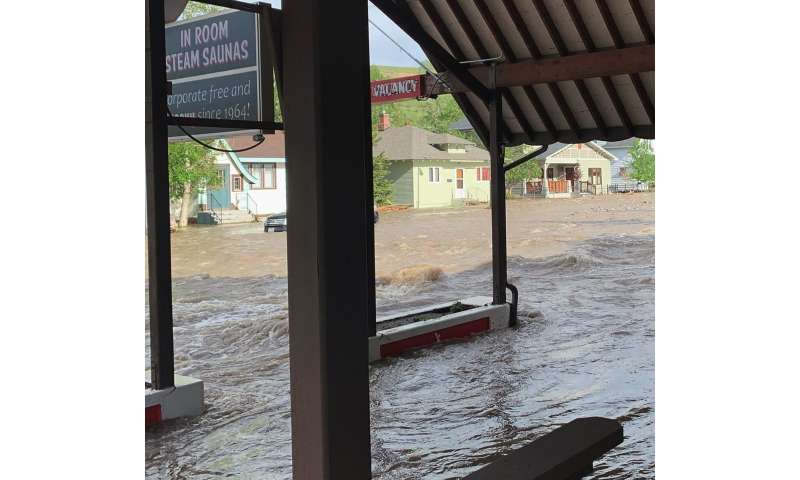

{"left": 428, "top": 44, "right": 654, "bottom": 93}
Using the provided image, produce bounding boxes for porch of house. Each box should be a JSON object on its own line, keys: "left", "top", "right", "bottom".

{"left": 516, "top": 160, "right": 608, "bottom": 198}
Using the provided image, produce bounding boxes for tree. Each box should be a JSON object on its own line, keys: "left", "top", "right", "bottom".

{"left": 178, "top": 1, "right": 221, "bottom": 20}
{"left": 419, "top": 95, "right": 463, "bottom": 133}
{"left": 629, "top": 139, "right": 655, "bottom": 185}
{"left": 168, "top": 142, "right": 222, "bottom": 227}
{"left": 504, "top": 145, "right": 542, "bottom": 197}
{"left": 372, "top": 129, "right": 393, "bottom": 205}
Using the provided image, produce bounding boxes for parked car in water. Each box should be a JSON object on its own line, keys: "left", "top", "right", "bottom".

{"left": 263, "top": 212, "right": 287, "bottom": 232}
{"left": 264, "top": 204, "right": 379, "bottom": 232}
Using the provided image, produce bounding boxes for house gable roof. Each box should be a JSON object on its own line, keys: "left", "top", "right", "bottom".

{"left": 373, "top": 125, "right": 489, "bottom": 162}
{"left": 226, "top": 131, "right": 286, "bottom": 159}
{"left": 220, "top": 132, "right": 285, "bottom": 184}
{"left": 598, "top": 138, "right": 638, "bottom": 149}
{"left": 537, "top": 142, "right": 616, "bottom": 163}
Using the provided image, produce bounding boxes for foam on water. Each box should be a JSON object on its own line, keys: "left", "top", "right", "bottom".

{"left": 377, "top": 264, "right": 445, "bottom": 286}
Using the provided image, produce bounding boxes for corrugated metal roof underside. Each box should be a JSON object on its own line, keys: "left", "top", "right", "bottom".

{"left": 401, "top": 0, "right": 654, "bottom": 146}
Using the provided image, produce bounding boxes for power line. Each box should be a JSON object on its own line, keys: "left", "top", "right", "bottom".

{"left": 368, "top": 18, "right": 451, "bottom": 94}
{"left": 368, "top": 18, "right": 433, "bottom": 75}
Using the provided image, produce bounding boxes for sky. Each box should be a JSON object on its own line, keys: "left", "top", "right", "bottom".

{"left": 244, "top": 1, "right": 427, "bottom": 66}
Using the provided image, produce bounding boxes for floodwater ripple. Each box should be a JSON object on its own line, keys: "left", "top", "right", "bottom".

{"left": 146, "top": 235, "right": 654, "bottom": 479}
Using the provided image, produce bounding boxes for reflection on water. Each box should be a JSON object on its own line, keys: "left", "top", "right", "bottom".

{"left": 146, "top": 235, "right": 654, "bottom": 479}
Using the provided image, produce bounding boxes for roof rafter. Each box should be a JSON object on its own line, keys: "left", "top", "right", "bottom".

{"left": 371, "top": 0, "right": 654, "bottom": 145}
{"left": 416, "top": 0, "right": 492, "bottom": 146}
{"left": 418, "top": 0, "right": 532, "bottom": 143}
{"left": 629, "top": 0, "right": 654, "bottom": 44}
{"left": 473, "top": 0, "right": 572, "bottom": 142}
{"left": 595, "top": 0, "right": 655, "bottom": 124}
{"left": 562, "top": 0, "right": 633, "bottom": 136}
{"left": 439, "top": 0, "right": 548, "bottom": 144}
{"left": 530, "top": 0, "right": 608, "bottom": 137}
{"left": 445, "top": 0, "right": 558, "bottom": 142}
{"left": 473, "top": 0, "right": 580, "bottom": 139}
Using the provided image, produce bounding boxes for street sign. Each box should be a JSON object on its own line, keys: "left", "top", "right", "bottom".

{"left": 166, "top": 9, "right": 262, "bottom": 140}
{"left": 370, "top": 74, "right": 424, "bottom": 104}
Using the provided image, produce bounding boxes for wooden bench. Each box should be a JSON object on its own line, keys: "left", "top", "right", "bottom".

{"left": 464, "top": 417, "right": 623, "bottom": 480}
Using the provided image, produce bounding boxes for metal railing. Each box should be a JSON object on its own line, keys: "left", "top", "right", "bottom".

{"left": 579, "top": 181, "right": 607, "bottom": 195}
{"left": 207, "top": 191, "right": 224, "bottom": 223}
{"left": 245, "top": 192, "right": 259, "bottom": 216}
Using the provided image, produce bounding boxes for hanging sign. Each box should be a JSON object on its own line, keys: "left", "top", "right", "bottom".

{"left": 165, "top": 9, "right": 261, "bottom": 140}
{"left": 370, "top": 75, "right": 424, "bottom": 104}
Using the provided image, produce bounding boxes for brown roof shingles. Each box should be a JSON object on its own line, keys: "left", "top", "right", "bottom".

{"left": 373, "top": 125, "right": 489, "bottom": 162}
{"left": 226, "top": 131, "right": 285, "bottom": 158}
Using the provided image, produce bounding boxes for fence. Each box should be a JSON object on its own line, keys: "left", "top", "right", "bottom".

{"left": 608, "top": 183, "right": 651, "bottom": 193}
{"left": 511, "top": 180, "right": 627, "bottom": 197}
{"left": 578, "top": 181, "right": 608, "bottom": 195}
{"left": 546, "top": 179, "right": 568, "bottom": 193}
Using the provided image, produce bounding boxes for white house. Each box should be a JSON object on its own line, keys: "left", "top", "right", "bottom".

{"left": 509, "top": 142, "right": 615, "bottom": 198}
{"left": 197, "top": 132, "right": 287, "bottom": 224}
{"left": 596, "top": 138, "right": 652, "bottom": 192}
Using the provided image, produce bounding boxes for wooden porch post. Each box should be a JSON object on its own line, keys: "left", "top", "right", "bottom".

{"left": 542, "top": 162, "right": 549, "bottom": 197}
{"left": 283, "top": 1, "right": 373, "bottom": 478}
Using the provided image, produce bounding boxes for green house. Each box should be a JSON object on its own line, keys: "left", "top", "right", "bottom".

{"left": 373, "top": 121, "right": 491, "bottom": 208}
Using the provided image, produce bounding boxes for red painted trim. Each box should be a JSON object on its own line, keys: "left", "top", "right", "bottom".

{"left": 380, "top": 317, "right": 490, "bottom": 358}
{"left": 145, "top": 404, "right": 162, "bottom": 426}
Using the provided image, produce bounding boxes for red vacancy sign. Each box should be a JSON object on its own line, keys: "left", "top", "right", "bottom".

{"left": 370, "top": 75, "right": 423, "bottom": 104}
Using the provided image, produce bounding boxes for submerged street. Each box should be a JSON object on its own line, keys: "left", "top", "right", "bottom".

{"left": 146, "top": 193, "right": 655, "bottom": 479}
{"left": 167, "top": 193, "right": 654, "bottom": 280}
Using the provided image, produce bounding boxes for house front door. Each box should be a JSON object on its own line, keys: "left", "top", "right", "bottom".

{"left": 565, "top": 167, "right": 576, "bottom": 191}
{"left": 454, "top": 168, "right": 465, "bottom": 199}
{"left": 207, "top": 165, "right": 230, "bottom": 209}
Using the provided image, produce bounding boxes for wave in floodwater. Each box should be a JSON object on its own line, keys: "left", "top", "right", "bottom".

{"left": 146, "top": 235, "right": 654, "bottom": 479}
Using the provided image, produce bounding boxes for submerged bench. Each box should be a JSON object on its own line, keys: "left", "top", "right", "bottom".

{"left": 464, "top": 417, "right": 623, "bottom": 480}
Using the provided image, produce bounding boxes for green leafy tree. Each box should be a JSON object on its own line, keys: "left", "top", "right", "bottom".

{"left": 169, "top": 142, "right": 222, "bottom": 227}
{"left": 178, "top": 1, "right": 221, "bottom": 20}
{"left": 504, "top": 145, "right": 542, "bottom": 197}
{"left": 420, "top": 95, "right": 463, "bottom": 133}
{"left": 629, "top": 139, "right": 655, "bottom": 185}
{"left": 372, "top": 129, "right": 393, "bottom": 205}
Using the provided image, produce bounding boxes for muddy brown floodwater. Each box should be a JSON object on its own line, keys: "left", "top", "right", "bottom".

{"left": 147, "top": 193, "right": 655, "bottom": 479}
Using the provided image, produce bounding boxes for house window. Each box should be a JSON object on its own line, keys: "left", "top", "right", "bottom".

{"left": 248, "top": 163, "right": 277, "bottom": 189}
{"left": 546, "top": 167, "right": 554, "bottom": 179}
{"left": 618, "top": 167, "right": 627, "bottom": 177}
{"left": 232, "top": 175, "right": 243, "bottom": 192}
{"left": 428, "top": 167, "right": 440, "bottom": 183}
{"left": 476, "top": 167, "right": 490, "bottom": 181}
